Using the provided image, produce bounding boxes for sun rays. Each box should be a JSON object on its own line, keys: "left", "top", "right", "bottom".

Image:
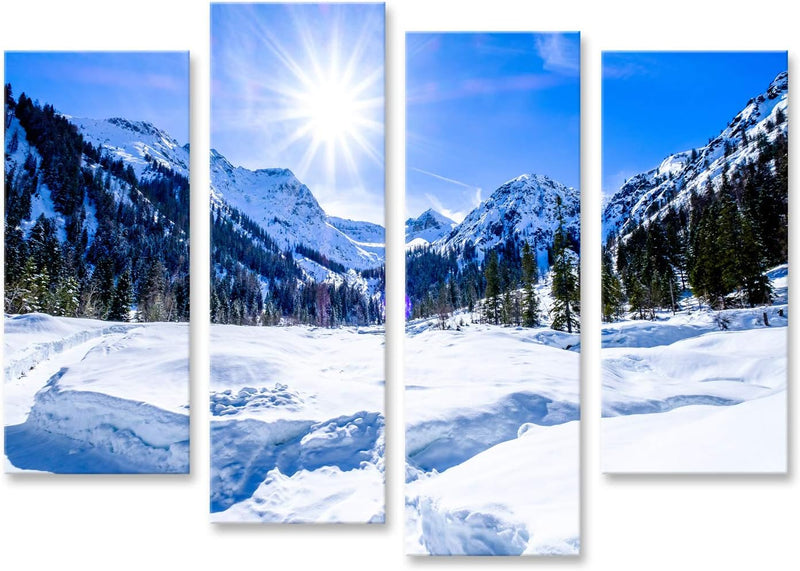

{"left": 217, "top": 4, "right": 384, "bottom": 190}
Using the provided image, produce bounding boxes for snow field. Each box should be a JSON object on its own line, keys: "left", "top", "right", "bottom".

{"left": 209, "top": 324, "right": 385, "bottom": 523}
{"left": 4, "top": 314, "right": 189, "bottom": 473}
{"left": 601, "top": 268, "right": 788, "bottom": 473}
{"left": 405, "top": 321, "right": 580, "bottom": 555}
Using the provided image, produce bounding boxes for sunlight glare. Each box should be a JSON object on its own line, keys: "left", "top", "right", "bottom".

{"left": 302, "top": 78, "right": 359, "bottom": 144}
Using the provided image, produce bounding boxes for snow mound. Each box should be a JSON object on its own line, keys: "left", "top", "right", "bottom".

{"left": 4, "top": 315, "right": 190, "bottom": 474}
{"left": 7, "top": 378, "right": 189, "bottom": 474}
{"left": 406, "top": 419, "right": 579, "bottom": 556}
{"left": 601, "top": 268, "right": 787, "bottom": 473}
{"left": 214, "top": 463, "right": 385, "bottom": 524}
{"left": 211, "top": 411, "right": 384, "bottom": 521}
{"left": 209, "top": 324, "right": 385, "bottom": 522}
{"left": 405, "top": 323, "right": 579, "bottom": 554}
{"left": 210, "top": 384, "right": 307, "bottom": 416}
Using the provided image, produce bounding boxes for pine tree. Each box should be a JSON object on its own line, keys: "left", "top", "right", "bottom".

{"left": 484, "top": 250, "right": 500, "bottom": 325}
{"left": 140, "top": 259, "right": 166, "bottom": 322}
{"left": 436, "top": 280, "right": 451, "bottom": 329}
{"left": 550, "top": 197, "right": 580, "bottom": 333}
{"left": 52, "top": 277, "right": 80, "bottom": 317}
{"left": 7, "top": 257, "right": 50, "bottom": 313}
{"left": 601, "top": 248, "right": 623, "bottom": 322}
{"left": 521, "top": 242, "right": 539, "bottom": 327}
{"left": 90, "top": 258, "right": 115, "bottom": 318}
{"left": 108, "top": 267, "right": 132, "bottom": 321}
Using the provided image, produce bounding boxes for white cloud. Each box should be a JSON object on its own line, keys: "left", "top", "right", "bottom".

{"left": 424, "top": 193, "right": 469, "bottom": 224}
{"left": 535, "top": 34, "right": 580, "bottom": 77}
{"left": 410, "top": 167, "right": 484, "bottom": 223}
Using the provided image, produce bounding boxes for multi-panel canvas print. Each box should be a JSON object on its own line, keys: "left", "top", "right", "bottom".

{"left": 405, "top": 32, "right": 581, "bottom": 555}
{"left": 601, "top": 52, "right": 788, "bottom": 473}
{"left": 4, "top": 52, "right": 190, "bottom": 473}
{"left": 209, "top": 3, "right": 386, "bottom": 522}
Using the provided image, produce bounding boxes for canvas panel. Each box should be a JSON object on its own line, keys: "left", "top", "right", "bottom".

{"left": 209, "top": 3, "right": 386, "bottom": 523}
{"left": 3, "top": 51, "right": 191, "bottom": 474}
{"left": 404, "top": 32, "right": 581, "bottom": 555}
{"left": 600, "top": 51, "right": 788, "bottom": 473}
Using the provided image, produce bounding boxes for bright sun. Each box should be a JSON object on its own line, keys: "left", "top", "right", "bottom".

{"left": 303, "top": 79, "right": 359, "bottom": 144}
{"left": 254, "top": 11, "right": 384, "bottom": 185}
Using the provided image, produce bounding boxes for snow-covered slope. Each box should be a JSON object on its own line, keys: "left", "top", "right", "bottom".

{"left": 603, "top": 71, "right": 788, "bottom": 240}
{"left": 601, "top": 266, "right": 787, "bottom": 473}
{"left": 71, "top": 116, "right": 190, "bottom": 178}
{"left": 4, "top": 115, "right": 70, "bottom": 241}
{"left": 4, "top": 314, "right": 190, "bottom": 474}
{"left": 405, "top": 321, "right": 579, "bottom": 554}
{"left": 404, "top": 208, "right": 457, "bottom": 246}
{"left": 6, "top": 111, "right": 189, "bottom": 249}
{"left": 327, "top": 216, "right": 385, "bottom": 260}
{"left": 210, "top": 324, "right": 385, "bottom": 522}
{"left": 210, "top": 149, "right": 383, "bottom": 270}
{"left": 437, "top": 173, "right": 580, "bottom": 268}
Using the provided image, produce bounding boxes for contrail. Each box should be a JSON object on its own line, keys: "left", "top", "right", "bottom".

{"left": 410, "top": 167, "right": 475, "bottom": 189}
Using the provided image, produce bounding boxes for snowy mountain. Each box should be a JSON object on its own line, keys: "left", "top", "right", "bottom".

{"left": 70, "top": 116, "right": 190, "bottom": 179}
{"left": 5, "top": 88, "right": 190, "bottom": 322}
{"left": 327, "top": 216, "right": 385, "bottom": 261}
{"left": 405, "top": 209, "right": 457, "bottom": 249}
{"left": 438, "top": 173, "right": 580, "bottom": 269}
{"left": 210, "top": 149, "right": 384, "bottom": 271}
{"left": 603, "top": 71, "right": 788, "bottom": 241}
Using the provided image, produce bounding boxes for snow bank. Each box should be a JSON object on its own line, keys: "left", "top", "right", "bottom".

{"left": 4, "top": 313, "right": 128, "bottom": 382}
{"left": 8, "top": 385, "right": 189, "bottom": 474}
{"left": 405, "top": 323, "right": 580, "bottom": 554}
{"left": 4, "top": 315, "right": 190, "bottom": 474}
{"left": 603, "top": 326, "right": 786, "bottom": 417}
{"left": 602, "top": 391, "right": 786, "bottom": 473}
{"left": 210, "top": 325, "right": 385, "bottom": 522}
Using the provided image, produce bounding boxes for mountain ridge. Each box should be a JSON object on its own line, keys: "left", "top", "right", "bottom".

{"left": 209, "top": 149, "right": 384, "bottom": 271}
{"left": 603, "top": 71, "right": 788, "bottom": 242}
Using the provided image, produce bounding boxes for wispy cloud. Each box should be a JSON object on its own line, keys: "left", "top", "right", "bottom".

{"left": 407, "top": 73, "right": 559, "bottom": 105}
{"left": 602, "top": 53, "right": 659, "bottom": 80}
{"left": 424, "top": 193, "right": 470, "bottom": 223}
{"left": 413, "top": 167, "right": 483, "bottom": 223}
{"left": 62, "top": 65, "right": 184, "bottom": 93}
{"left": 535, "top": 34, "right": 580, "bottom": 77}
{"left": 603, "top": 61, "right": 650, "bottom": 80}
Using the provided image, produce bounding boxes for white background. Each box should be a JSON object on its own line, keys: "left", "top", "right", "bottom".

{"left": 0, "top": 0, "right": 796, "bottom": 569}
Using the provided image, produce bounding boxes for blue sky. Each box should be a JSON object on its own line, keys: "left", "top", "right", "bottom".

{"left": 4, "top": 52, "right": 189, "bottom": 143}
{"left": 212, "top": 3, "right": 385, "bottom": 224}
{"left": 603, "top": 51, "right": 788, "bottom": 197}
{"left": 406, "top": 32, "right": 580, "bottom": 222}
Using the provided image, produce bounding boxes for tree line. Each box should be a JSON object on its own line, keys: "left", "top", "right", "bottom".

{"left": 4, "top": 84, "right": 190, "bottom": 322}
{"left": 406, "top": 196, "right": 580, "bottom": 333}
{"left": 210, "top": 203, "right": 384, "bottom": 327}
{"left": 603, "top": 125, "right": 787, "bottom": 321}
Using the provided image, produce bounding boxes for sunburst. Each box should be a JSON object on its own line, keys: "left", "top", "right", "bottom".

{"left": 236, "top": 4, "right": 384, "bottom": 187}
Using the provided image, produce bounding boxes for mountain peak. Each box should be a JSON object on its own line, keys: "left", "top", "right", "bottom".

{"left": 105, "top": 117, "right": 167, "bottom": 140}
{"left": 209, "top": 148, "right": 383, "bottom": 271}
{"left": 253, "top": 167, "right": 296, "bottom": 178}
{"left": 405, "top": 209, "right": 457, "bottom": 245}
{"left": 434, "top": 171, "right": 579, "bottom": 269}
{"left": 603, "top": 69, "right": 788, "bottom": 241}
{"left": 768, "top": 70, "right": 788, "bottom": 99}
{"left": 71, "top": 116, "right": 189, "bottom": 178}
